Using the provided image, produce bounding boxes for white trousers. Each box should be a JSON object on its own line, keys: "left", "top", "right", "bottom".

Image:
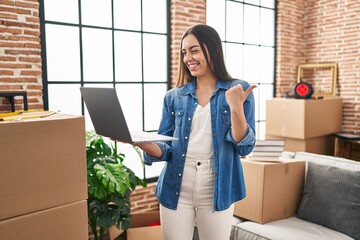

{"left": 160, "top": 158, "right": 234, "bottom": 240}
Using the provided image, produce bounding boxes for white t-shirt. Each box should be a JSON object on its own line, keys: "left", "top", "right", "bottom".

{"left": 186, "top": 103, "right": 214, "bottom": 160}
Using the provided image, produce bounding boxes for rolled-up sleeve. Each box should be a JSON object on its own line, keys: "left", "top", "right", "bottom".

{"left": 143, "top": 142, "right": 172, "bottom": 166}
{"left": 225, "top": 124, "right": 256, "bottom": 156}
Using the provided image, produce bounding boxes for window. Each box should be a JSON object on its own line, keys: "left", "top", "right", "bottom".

{"left": 39, "top": 0, "right": 170, "bottom": 182}
{"left": 206, "top": 0, "right": 276, "bottom": 140}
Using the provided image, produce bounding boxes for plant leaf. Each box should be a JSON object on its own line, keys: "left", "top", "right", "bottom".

{"left": 94, "top": 163, "right": 130, "bottom": 195}
{"left": 86, "top": 132, "right": 146, "bottom": 233}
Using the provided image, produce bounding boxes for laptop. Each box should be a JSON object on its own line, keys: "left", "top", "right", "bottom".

{"left": 80, "top": 87, "right": 178, "bottom": 143}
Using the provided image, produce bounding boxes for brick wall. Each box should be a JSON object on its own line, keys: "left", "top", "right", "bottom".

{"left": 0, "top": 0, "right": 43, "bottom": 112}
{"left": 276, "top": 0, "right": 360, "bottom": 133}
{"left": 130, "top": 182, "right": 159, "bottom": 213}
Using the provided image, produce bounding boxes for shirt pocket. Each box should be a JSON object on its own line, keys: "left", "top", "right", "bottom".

{"left": 221, "top": 105, "right": 231, "bottom": 126}
{"left": 175, "top": 109, "right": 184, "bottom": 126}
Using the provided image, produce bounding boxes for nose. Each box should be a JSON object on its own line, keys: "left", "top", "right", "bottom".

{"left": 183, "top": 53, "right": 190, "bottom": 62}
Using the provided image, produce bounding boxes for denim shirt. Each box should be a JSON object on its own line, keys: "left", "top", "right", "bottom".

{"left": 144, "top": 79, "right": 256, "bottom": 211}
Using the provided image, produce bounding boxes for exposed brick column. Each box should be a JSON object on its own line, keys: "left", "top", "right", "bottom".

{"left": 170, "top": 0, "right": 206, "bottom": 87}
{"left": 0, "top": 0, "right": 43, "bottom": 111}
{"left": 275, "top": 0, "right": 306, "bottom": 96}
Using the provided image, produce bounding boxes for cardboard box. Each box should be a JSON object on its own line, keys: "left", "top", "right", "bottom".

{"left": 266, "top": 134, "right": 334, "bottom": 155}
{"left": 110, "top": 211, "right": 163, "bottom": 240}
{"left": 0, "top": 113, "right": 87, "bottom": 220}
{"left": 266, "top": 97, "right": 342, "bottom": 139}
{"left": 234, "top": 160, "right": 305, "bottom": 224}
{"left": 0, "top": 200, "right": 88, "bottom": 240}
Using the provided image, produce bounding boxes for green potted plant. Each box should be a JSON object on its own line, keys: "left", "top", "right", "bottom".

{"left": 86, "top": 131, "right": 146, "bottom": 240}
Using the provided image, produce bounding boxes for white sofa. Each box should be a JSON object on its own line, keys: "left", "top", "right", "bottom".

{"left": 230, "top": 152, "right": 360, "bottom": 240}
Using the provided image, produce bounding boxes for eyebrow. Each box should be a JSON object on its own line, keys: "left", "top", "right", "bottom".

{"left": 182, "top": 45, "right": 200, "bottom": 51}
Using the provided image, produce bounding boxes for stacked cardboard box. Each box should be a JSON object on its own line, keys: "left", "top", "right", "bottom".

{"left": 235, "top": 160, "right": 305, "bottom": 224}
{"left": 0, "top": 113, "right": 88, "bottom": 240}
{"left": 109, "top": 211, "right": 163, "bottom": 240}
{"left": 266, "top": 97, "right": 342, "bottom": 155}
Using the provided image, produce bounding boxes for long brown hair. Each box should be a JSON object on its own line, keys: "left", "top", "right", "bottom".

{"left": 176, "top": 24, "right": 233, "bottom": 86}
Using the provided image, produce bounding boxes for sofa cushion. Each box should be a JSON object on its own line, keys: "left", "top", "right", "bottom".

{"left": 231, "top": 217, "right": 354, "bottom": 240}
{"left": 297, "top": 161, "right": 360, "bottom": 239}
{"left": 293, "top": 152, "right": 360, "bottom": 171}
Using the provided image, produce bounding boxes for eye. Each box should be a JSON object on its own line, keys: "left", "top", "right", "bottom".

{"left": 191, "top": 49, "right": 198, "bottom": 54}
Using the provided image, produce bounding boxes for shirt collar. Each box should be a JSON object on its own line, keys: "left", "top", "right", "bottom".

{"left": 180, "top": 78, "right": 231, "bottom": 96}
{"left": 215, "top": 79, "right": 232, "bottom": 92}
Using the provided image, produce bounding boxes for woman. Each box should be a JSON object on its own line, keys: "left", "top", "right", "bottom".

{"left": 135, "top": 24, "right": 256, "bottom": 240}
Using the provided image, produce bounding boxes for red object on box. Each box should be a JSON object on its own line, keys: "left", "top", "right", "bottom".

{"left": 148, "top": 221, "right": 161, "bottom": 226}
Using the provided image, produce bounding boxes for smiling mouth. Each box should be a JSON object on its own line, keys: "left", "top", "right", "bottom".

{"left": 187, "top": 63, "right": 198, "bottom": 71}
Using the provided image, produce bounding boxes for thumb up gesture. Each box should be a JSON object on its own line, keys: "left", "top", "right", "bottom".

{"left": 225, "top": 84, "right": 257, "bottom": 108}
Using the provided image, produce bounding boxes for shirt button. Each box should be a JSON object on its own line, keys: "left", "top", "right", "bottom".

{"left": 176, "top": 192, "right": 179, "bottom": 195}
{"left": 171, "top": 111, "right": 174, "bottom": 115}
{"left": 188, "top": 117, "right": 191, "bottom": 121}
{"left": 224, "top": 110, "right": 227, "bottom": 113}
{"left": 182, "top": 154, "right": 185, "bottom": 157}
{"left": 179, "top": 173, "right": 182, "bottom": 176}
{"left": 197, "top": 162, "right": 201, "bottom": 166}
{"left": 178, "top": 112, "right": 181, "bottom": 115}
{"left": 185, "top": 136, "right": 188, "bottom": 140}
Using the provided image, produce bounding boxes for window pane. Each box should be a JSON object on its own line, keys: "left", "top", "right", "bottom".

{"left": 81, "top": 0, "right": 112, "bottom": 27}
{"left": 82, "top": 28, "right": 113, "bottom": 82}
{"left": 259, "top": 47, "right": 274, "bottom": 84}
{"left": 261, "top": 0, "right": 275, "bottom": 9}
{"left": 143, "top": 34, "right": 167, "bottom": 82}
{"left": 114, "top": 0, "right": 141, "bottom": 30}
{"left": 225, "top": 43, "right": 243, "bottom": 80}
{"left": 145, "top": 161, "right": 166, "bottom": 179}
{"left": 244, "top": 45, "right": 259, "bottom": 84}
{"left": 121, "top": 144, "right": 145, "bottom": 179}
{"left": 115, "top": 84, "right": 143, "bottom": 131}
{"left": 244, "top": 0, "right": 260, "bottom": 5}
{"left": 258, "top": 121, "right": 266, "bottom": 140}
{"left": 206, "top": 0, "right": 225, "bottom": 40}
{"left": 144, "top": 84, "right": 167, "bottom": 131}
{"left": 45, "top": 24, "right": 80, "bottom": 82}
{"left": 258, "top": 84, "right": 274, "bottom": 121}
{"left": 43, "top": 0, "right": 78, "bottom": 23}
{"left": 143, "top": 0, "right": 167, "bottom": 33}
{"left": 244, "top": 5, "right": 260, "bottom": 44}
{"left": 260, "top": 8, "right": 275, "bottom": 46}
{"left": 226, "top": 1, "right": 243, "bottom": 42}
{"left": 48, "top": 84, "right": 81, "bottom": 115}
{"left": 114, "top": 31, "right": 142, "bottom": 82}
